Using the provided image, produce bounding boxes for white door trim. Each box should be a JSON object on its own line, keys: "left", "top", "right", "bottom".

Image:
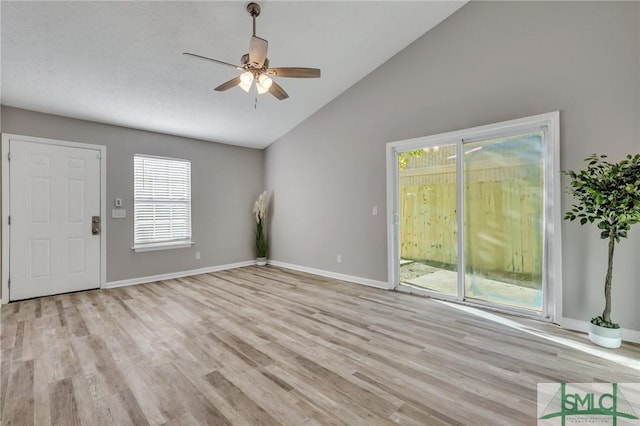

{"left": 1, "top": 133, "right": 107, "bottom": 303}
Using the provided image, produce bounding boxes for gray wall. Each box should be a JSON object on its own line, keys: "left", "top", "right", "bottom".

{"left": 1, "top": 106, "right": 264, "bottom": 285}
{"left": 265, "top": 2, "right": 640, "bottom": 329}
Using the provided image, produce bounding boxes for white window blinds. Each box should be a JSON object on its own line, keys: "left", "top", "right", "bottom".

{"left": 134, "top": 155, "right": 191, "bottom": 248}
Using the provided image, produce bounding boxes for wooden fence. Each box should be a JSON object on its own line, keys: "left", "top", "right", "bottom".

{"left": 399, "top": 153, "right": 543, "bottom": 280}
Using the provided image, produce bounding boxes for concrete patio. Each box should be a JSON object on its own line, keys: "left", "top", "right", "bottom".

{"left": 400, "top": 260, "right": 542, "bottom": 311}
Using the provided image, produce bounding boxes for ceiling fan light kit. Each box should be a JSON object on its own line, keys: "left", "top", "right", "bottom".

{"left": 239, "top": 72, "right": 253, "bottom": 92}
{"left": 183, "top": 2, "right": 321, "bottom": 101}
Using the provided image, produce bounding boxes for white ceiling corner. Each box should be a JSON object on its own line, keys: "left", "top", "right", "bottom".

{"left": 1, "top": 1, "right": 466, "bottom": 149}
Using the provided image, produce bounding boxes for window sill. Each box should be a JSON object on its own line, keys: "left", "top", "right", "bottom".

{"left": 132, "top": 241, "right": 194, "bottom": 253}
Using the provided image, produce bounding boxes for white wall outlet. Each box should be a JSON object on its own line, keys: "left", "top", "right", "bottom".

{"left": 372, "top": 206, "right": 378, "bottom": 216}
{"left": 337, "top": 254, "right": 342, "bottom": 264}
{"left": 195, "top": 251, "right": 201, "bottom": 260}
{"left": 111, "top": 209, "right": 126, "bottom": 219}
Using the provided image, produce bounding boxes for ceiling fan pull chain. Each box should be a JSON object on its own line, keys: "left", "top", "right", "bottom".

{"left": 254, "top": 96, "right": 258, "bottom": 109}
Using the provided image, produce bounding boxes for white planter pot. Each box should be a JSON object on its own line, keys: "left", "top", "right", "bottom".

{"left": 256, "top": 257, "right": 267, "bottom": 266}
{"left": 588, "top": 322, "right": 621, "bottom": 349}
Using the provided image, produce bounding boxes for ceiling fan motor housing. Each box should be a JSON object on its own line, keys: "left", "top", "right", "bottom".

{"left": 241, "top": 54, "right": 269, "bottom": 72}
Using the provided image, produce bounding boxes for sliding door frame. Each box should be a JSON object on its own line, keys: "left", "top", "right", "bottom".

{"left": 386, "top": 112, "right": 562, "bottom": 322}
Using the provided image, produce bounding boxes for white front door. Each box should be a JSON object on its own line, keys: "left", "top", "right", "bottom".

{"left": 8, "top": 139, "right": 102, "bottom": 301}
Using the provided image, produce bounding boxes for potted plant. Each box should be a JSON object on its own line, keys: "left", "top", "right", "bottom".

{"left": 563, "top": 153, "right": 640, "bottom": 348}
{"left": 252, "top": 190, "right": 269, "bottom": 265}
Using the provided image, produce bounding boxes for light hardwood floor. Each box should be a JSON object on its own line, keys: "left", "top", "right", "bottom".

{"left": 1, "top": 266, "right": 638, "bottom": 425}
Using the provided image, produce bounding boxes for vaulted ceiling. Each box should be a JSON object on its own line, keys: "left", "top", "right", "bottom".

{"left": 1, "top": 1, "right": 466, "bottom": 149}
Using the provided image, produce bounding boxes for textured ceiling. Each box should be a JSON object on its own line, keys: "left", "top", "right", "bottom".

{"left": 1, "top": 1, "right": 466, "bottom": 149}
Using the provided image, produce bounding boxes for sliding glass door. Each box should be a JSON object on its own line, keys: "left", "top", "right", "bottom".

{"left": 398, "top": 144, "right": 458, "bottom": 297}
{"left": 387, "top": 113, "right": 561, "bottom": 320}
{"left": 463, "top": 133, "right": 544, "bottom": 311}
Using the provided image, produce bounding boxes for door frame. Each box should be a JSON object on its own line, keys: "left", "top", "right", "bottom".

{"left": 386, "top": 112, "right": 562, "bottom": 322}
{"left": 1, "top": 133, "right": 107, "bottom": 303}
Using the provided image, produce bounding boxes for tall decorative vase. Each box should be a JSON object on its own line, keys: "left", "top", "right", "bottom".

{"left": 253, "top": 191, "right": 269, "bottom": 267}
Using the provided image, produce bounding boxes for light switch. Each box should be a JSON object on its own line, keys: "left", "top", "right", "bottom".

{"left": 114, "top": 198, "right": 122, "bottom": 207}
{"left": 112, "top": 209, "right": 126, "bottom": 219}
{"left": 372, "top": 206, "right": 378, "bottom": 216}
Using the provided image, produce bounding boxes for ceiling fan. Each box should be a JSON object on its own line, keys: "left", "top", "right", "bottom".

{"left": 183, "top": 2, "right": 321, "bottom": 100}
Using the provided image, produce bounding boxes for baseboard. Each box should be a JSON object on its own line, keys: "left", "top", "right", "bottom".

{"left": 105, "top": 260, "right": 256, "bottom": 289}
{"left": 267, "top": 260, "right": 392, "bottom": 290}
{"left": 561, "top": 317, "right": 640, "bottom": 344}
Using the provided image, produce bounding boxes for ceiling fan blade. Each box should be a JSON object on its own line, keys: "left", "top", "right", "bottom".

{"left": 266, "top": 67, "right": 321, "bottom": 78}
{"left": 248, "top": 36, "right": 268, "bottom": 68}
{"left": 215, "top": 76, "right": 242, "bottom": 92}
{"left": 183, "top": 52, "right": 243, "bottom": 70}
{"left": 268, "top": 80, "right": 289, "bottom": 100}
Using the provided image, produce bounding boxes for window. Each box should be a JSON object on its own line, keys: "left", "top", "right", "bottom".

{"left": 133, "top": 154, "right": 192, "bottom": 251}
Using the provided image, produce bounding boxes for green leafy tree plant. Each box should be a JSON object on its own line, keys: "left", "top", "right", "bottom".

{"left": 398, "top": 149, "right": 424, "bottom": 171}
{"left": 563, "top": 154, "right": 640, "bottom": 329}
